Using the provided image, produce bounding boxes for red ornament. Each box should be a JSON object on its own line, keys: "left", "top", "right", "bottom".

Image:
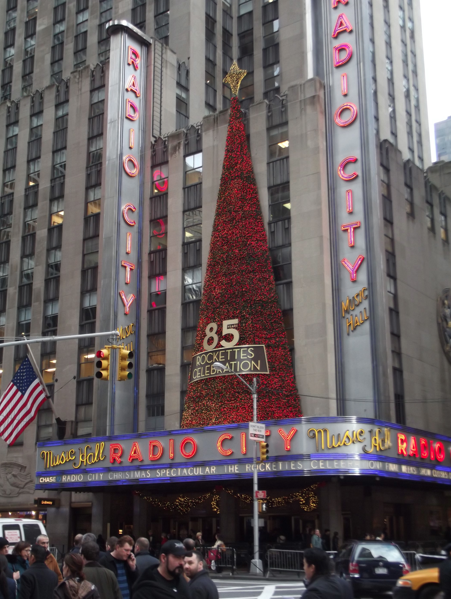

{"left": 181, "top": 97, "right": 302, "bottom": 427}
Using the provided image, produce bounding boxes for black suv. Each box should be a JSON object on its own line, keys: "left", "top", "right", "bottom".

{"left": 334, "top": 541, "right": 410, "bottom": 595}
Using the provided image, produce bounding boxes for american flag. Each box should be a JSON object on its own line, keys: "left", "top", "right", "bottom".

{"left": 0, "top": 357, "right": 47, "bottom": 445}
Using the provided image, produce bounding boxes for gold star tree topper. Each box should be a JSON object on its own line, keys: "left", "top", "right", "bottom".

{"left": 223, "top": 61, "right": 247, "bottom": 96}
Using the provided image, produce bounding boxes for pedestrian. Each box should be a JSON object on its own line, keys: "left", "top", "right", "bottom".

{"left": 0, "top": 541, "right": 12, "bottom": 582}
{"left": 439, "top": 543, "right": 451, "bottom": 599}
{"left": 99, "top": 535, "right": 138, "bottom": 599}
{"left": 70, "top": 535, "right": 83, "bottom": 554}
{"left": 6, "top": 541, "right": 31, "bottom": 593}
{"left": 322, "top": 530, "right": 331, "bottom": 551}
{"left": 311, "top": 529, "right": 322, "bottom": 549}
{"left": 81, "top": 542, "right": 122, "bottom": 599}
{"left": 132, "top": 540, "right": 190, "bottom": 599}
{"left": 302, "top": 548, "right": 353, "bottom": 599}
{"left": 184, "top": 550, "right": 219, "bottom": 599}
{"left": 0, "top": 555, "right": 16, "bottom": 599}
{"left": 54, "top": 553, "right": 100, "bottom": 599}
{"left": 195, "top": 533, "right": 205, "bottom": 549}
{"left": 82, "top": 534, "right": 106, "bottom": 560}
{"left": 134, "top": 537, "right": 159, "bottom": 571}
{"left": 18, "top": 544, "right": 58, "bottom": 599}
{"left": 375, "top": 531, "right": 385, "bottom": 541}
{"left": 105, "top": 537, "right": 118, "bottom": 554}
{"left": 212, "top": 534, "right": 226, "bottom": 573}
{"left": 35, "top": 535, "right": 63, "bottom": 583}
{"left": 332, "top": 532, "right": 339, "bottom": 552}
{"left": 96, "top": 536, "right": 106, "bottom": 553}
{"left": 183, "top": 538, "right": 196, "bottom": 552}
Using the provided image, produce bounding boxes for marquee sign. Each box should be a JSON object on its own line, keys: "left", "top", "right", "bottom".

{"left": 35, "top": 417, "right": 451, "bottom": 489}
{"left": 324, "top": 0, "right": 379, "bottom": 415}
{"left": 98, "top": 21, "right": 152, "bottom": 434}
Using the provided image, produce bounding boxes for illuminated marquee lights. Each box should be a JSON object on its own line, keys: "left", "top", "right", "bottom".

{"left": 278, "top": 427, "right": 297, "bottom": 451}
{"left": 331, "top": 13, "right": 353, "bottom": 38}
{"left": 128, "top": 441, "right": 143, "bottom": 462}
{"left": 217, "top": 433, "right": 233, "bottom": 456}
{"left": 149, "top": 440, "right": 164, "bottom": 461}
{"left": 126, "top": 98, "right": 139, "bottom": 121}
{"left": 341, "top": 74, "right": 348, "bottom": 96}
{"left": 126, "top": 74, "right": 141, "bottom": 97}
{"left": 126, "top": 232, "right": 132, "bottom": 254}
{"left": 128, "top": 46, "right": 140, "bottom": 69}
{"left": 346, "top": 190, "right": 353, "bottom": 213}
{"left": 337, "top": 156, "right": 358, "bottom": 181}
{"left": 332, "top": 0, "right": 349, "bottom": 7}
{"left": 122, "top": 203, "right": 137, "bottom": 226}
{"left": 341, "top": 255, "right": 365, "bottom": 282}
{"left": 334, "top": 102, "right": 357, "bottom": 127}
{"left": 180, "top": 437, "right": 197, "bottom": 459}
{"left": 123, "top": 154, "right": 139, "bottom": 177}
{"left": 121, "top": 260, "right": 136, "bottom": 284}
{"left": 341, "top": 221, "right": 361, "bottom": 247}
{"left": 240, "top": 432, "right": 246, "bottom": 455}
{"left": 119, "top": 291, "right": 136, "bottom": 315}
{"left": 333, "top": 43, "right": 352, "bottom": 67}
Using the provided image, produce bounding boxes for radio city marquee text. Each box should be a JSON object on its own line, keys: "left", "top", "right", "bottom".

{"left": 38, "top": 424, "right": 451, "bottom": 484}
{"left": 119, "top": 45, "right": 142, "bottom": 324}
{"left": 331, "top": 0, "right": 370, "bottom": 336}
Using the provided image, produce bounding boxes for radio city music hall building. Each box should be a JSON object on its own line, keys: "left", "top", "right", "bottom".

{"left": 0, "top": 0, "right": 450, "bottom": 550}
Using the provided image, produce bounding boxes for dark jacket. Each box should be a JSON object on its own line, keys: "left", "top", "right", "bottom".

{"left": 6, "top": 554, "right": 28, "bottom": 594}
{"left": 0, "top": 577, "right": 16, "bottom": 599}
{"left": 53, "top": 577, "right": 100, "bottom": 599}
{"left": 133, "top": 563, "right": 191, "bottom": 599}
{"left": 302, "top": 574, "right": 354, "bottom": 599}
{"left": 135, "top": 551, "right": 159, "bottom": 572}
{"left": 189, "top": 569, "right": 218, "bottom": 599}
{"left": 99, "top": 551, "right": 139, "bottom": 595}
{"left": 440, "top": 557, "right": 451, "bottom": 599}
{"left": 18, "top": 562, "right": 58, "bottom": 599}
{"left": 84, "top": 561, "right": 122, "bottom": 599}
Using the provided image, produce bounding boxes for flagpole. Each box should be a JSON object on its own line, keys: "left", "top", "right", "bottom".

{"left": 25, "top": 342, "right": 59, "bottom": 419}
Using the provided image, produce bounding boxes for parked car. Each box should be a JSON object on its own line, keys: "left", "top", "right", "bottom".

{"left": 394, "top": 567, "right": 442, "bottom": 599}
{"left": 0, "top": 518, "right": 47, "bottom": 550}
{"left": 334, "top": 541, "right": 410, "bottom": 595}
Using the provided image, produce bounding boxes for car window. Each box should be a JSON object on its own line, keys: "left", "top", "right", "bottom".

{"left": 2, "top": 525, "right": 21, "bottom": 544}
{"left": 356, "top": 544, "right": 404, "bottom": 561}
{"left": 23, "top": 524, "right": 43, "bottom": 544}
{"left": 339, "top": 544, "right": 352, "bottom": 559}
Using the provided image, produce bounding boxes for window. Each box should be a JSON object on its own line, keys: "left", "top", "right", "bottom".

{"left": 183, "top": 209, "right": 202, "bottom": 241}
{"left": 42, "top": 353, "right": 57, "bottom": 384}
{"left": 83, "top": 237, "right": 99, "bottom": 268}
{"left": 86, "top": 186, "right": 101, "bottom": 215}
{"left": 21, "top": 256, "right": 35, "bottom": 284}
{"left": 81, "top": 291, "right": 97, "bottom": 323}
{"left": 182, "top": 328, "right": 196, "bottom": 362}
{"left": 152, "top": 165, "right": 168, "bottom": 195}
{"left": 76, "top": 9, "right": 89, "bottom": 34}
{"left": 264, "top": 63, "right": 280, "bottom": 91}
{"left": 269, "top": 184, "right": 290, "bottom": 221}
{"left": 24, "top": 33, "right": 36, "bottom": 58}
{"left": 440, "top": 193, "right": 448, "bottom": 242}
{"left": 3, "top": 47, "right": 14, "bottom": 68}
{"left": 53, "top": 150, "right": 66, "bottom": 178}
{"left": 27, "top": 159, "right": 40, "bottom": 186}
{"left": 268, "top": 124, "right": 289, "bottom": 160}
{"left": 238, "top": 31, "right": 253, "bottom": 58}
{"left": 185, "top": 153, "right": 202, "bottom": 186}
{"left": 0, "top": 213, "right": 12, "bottom": 242}
{"left": 50, "top": 198, "right": 64, "bottom": 226}
{"left": 88, "top": 135, "right": 103, "bottom": 166}
{"left": 238, "top": 0, "right": 252, "bottom": 15}
{"left": 6, "top": 8, "right": 17, "bottom": 29}
{"left": 37, "top": 399, "right": 53, "bottom": 441}
{"left": 17, "top": 307, "right": 31, "bottom": 336}
{"left": 90, "top": 88, "right": 105, "bottom": 116}
{"left": 47, "top": 248, "right": 61, "bottom": 277}
{"left": 6, "top": 124, "right": 19, "bottom": 149}
{"left": 148, "top": 334, "right": 166, "bottom": 366}
{"left": 53, "top": 21, "right": 65, "bottom": 45}
{"left": 30, "top": 112, "right": 43, "bottom": 140}
{"left": 79, "top": 348, "right": 95, "bottom": 379}
{"left": 150, "top": 275, "right": 166, "bottom": 308}
{"left": 270, "top": 246, "right": 292, "bottom": 282}
{"left": 55, "top": 101, "right": 69, "bottom": 130}
{"left": 150, "top": 218, "right": 167, "bottom": 251}
{"left": 0, "top": 264, "right": 8, "bottom": 290}
{"left": 183, "top": 267, "right": 201, "bottom": 301}
{"left": 155, "top": 11, "right": 169, "bottom": 41}
{"left": 3, "top": 168, "right": 15, "bottom": 194}
{"left": 239, "top": 72, "right": 254, "bottom": 101}
{"left": 23, "top": 206, "right": 38, "bottom": 234}
{"left": 263, "top": 18, "right": 279, "bottom": 48}
{"left": 425, "top": 180, "right": 434, "bottom": 232}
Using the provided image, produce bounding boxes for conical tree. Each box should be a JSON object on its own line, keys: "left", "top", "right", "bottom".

{"left": 181, "top": 63, "right": 302, "bottom": 428}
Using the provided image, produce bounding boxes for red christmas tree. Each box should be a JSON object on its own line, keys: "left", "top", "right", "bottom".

{"left": 181, "top": 90, "right": 302, "bottom": 428}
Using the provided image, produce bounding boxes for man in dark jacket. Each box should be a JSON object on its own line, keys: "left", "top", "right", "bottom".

{"left": 133, "top": 540, "right": 191, "bottom": 599}
{"left": 439, "top": 543, "right": 451, "bottom": 599}
{"left": 18, "top": 544, "right": 58, "bottom": 599}
{"left": 81, "top": 541, "right": 122, "bottom": 599}
{"left": 99, "top": 534, "right": 138, "bottom": 599}
{"left": 302, "top": 548, "right": 353, "bottom": 599}
{"left": 135, "top": 537, "right": 159, "bottom": 572}
{"left": 184, "top": 551, "right": 218, "bottom": 599}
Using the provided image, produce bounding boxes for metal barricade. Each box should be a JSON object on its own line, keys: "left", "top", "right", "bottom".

{"left": 266, "top": 548, "right": 304, "bottom": 578}
{"left": 199, "top": 546, "right": 236, "bottom": 573}
{"left": 403, "top": 551, "right": 419, "bottom": 571}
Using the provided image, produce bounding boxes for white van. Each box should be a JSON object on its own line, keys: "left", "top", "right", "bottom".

{"left": 0, "top": 518, "right": 47, "bottom": 548}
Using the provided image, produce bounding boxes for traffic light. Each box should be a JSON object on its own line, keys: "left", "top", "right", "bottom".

{"left": 259, "top": 441, "right": 269, "bottom": 462}
{"left": 118, "top": 348, "right": 134, "bottom": 381}
{"left": 95, "top": 348, "right": 110, "bottom": 380}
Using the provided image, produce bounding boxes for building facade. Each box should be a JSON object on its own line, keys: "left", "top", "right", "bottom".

{"left": 0, "top": 0, "right": 450, "bottom": 554}
{"left": 435, "top": 117, "right": 451, "bottom": 163}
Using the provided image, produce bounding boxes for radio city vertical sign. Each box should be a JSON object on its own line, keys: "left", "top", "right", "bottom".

{"left": 323, "top": 1, "right": 379, "bottom": 416}
{"left": 99, "top": 21, "right": 152, "bottom": 434}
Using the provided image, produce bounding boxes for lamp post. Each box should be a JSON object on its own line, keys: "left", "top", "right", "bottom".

{"left": 213, "top": 362, "right": 263, "bottom": 575}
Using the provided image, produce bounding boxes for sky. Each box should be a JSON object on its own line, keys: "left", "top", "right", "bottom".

{"left": 420, "top": 1, "right": 451, "bottom": 161}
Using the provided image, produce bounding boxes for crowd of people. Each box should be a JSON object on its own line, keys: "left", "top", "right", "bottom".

{"left": 0, "top": 531, "right": 221, "bottom": 599}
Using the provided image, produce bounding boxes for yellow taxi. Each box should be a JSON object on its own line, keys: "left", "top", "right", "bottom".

{"left": 393, "top": 567, "right": 441, "bottom": 599}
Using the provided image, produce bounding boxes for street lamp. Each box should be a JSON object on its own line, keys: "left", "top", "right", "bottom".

{"left": 213, "top": 362, "right": 263, "bottom": 575}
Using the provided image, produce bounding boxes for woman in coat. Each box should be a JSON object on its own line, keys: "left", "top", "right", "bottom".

{"left": 53, "top": 554, "right": 99, "bottom": 599}
{"left": 7, "top": 542, "right": 30, "bottom": 595}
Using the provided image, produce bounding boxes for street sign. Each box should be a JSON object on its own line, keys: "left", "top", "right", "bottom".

{"left": 255, "top": 490, "right": 267, "bottom": 499}
{"left": 249, "top": 422, "right": 265, "bottom": 441}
